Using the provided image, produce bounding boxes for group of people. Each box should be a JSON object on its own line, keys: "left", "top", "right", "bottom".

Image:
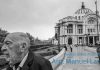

{"left": 1, "top": 32, "right": 53, "bottom": 70}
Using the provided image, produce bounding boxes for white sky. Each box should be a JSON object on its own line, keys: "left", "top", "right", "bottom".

{"left": 0, "top": 0, "right": 100, "bottom": 40}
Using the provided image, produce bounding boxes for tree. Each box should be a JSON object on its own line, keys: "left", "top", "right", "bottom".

{"left": 26, "top": 33, "right": 35, "bottom": 46}
{"left": 0, "top": 28, "right": 9, "bottom": 43}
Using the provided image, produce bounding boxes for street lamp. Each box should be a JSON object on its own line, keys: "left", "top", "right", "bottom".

{"left": 62, "top": 22, "right": 69, "bottom": 47}
{"left": 95, "top": 0, "right": 99, "bottom": 45}
{"left": 62, "top": 21, "right": 67, "bottom": 46}
{"left": 84, "top": 33, "right": 90, "bottom": 46}
{"left": 55, "top": 21, "right": 67, "bottom": 52}
{"left": 55, "top": 23, "right": 61, "bottom": 52}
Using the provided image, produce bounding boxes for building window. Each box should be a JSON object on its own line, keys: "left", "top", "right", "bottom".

{"left": 90, "top": 29, "right": 92, "bottom": 32}
{"left": 67, "top": 24, "right": 73, "bottom": 33}
{"left": 99, "top": 24, "right": 100, "bottom": 31}
{"left": 88, "top": 17, "right": 96, "bottom": 24}
{"left": 88, "top": 20, "right": 94, "bottom": 24}
{"left": 88, "top": 29, "right": 90, "bottom": 33}
{"left": 79, "top": 16, "right": 80, "bottom": 20}
{"left": 77, "top": 25, "right": 83, "bottom": 34}
{"left": 93, "top": 29, "right": 95, "bottom": 32}
{"left": 75, "top": 16, "right": 77, "bottom": 19}
{"left": 82, "top": 16, "right": 84, "bottom": 19}
{"left": 88, "top": 28, "right": 95, "bottom": 33}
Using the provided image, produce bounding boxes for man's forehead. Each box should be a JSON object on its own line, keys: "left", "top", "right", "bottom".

{"left": 5, "top": 32, "right": 28, "bottom": 42}
{"left": 4, "top": 37, "right": 12, "bottom": 42}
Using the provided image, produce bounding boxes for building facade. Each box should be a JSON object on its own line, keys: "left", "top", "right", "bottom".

{"left": 55, "top": 2, "right": 100, "bottom": 46}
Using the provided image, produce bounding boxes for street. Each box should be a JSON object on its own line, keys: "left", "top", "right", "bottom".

{"left": 56, "top": 46, "right": 100, "bottom": 70}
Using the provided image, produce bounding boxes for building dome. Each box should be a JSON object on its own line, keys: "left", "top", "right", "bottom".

{"left": 75, "top": 2, "right": 93, "bottom": 14}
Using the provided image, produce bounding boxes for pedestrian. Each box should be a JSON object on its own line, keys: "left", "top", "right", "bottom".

{"left": 1, "top": 32, "right": 53, "bottom": 70}
{"left": 64, "top": 44, "right": 67, "bottom": 51}
{"left": 70, "top": 45, "right": 72, "bottom": 52}
{"left": 96, "top": 46, "right": 100, "bottom": 64}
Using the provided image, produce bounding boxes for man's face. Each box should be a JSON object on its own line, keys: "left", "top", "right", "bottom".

{"left": 1, "top": 35, "right": 22, "bottom": 65}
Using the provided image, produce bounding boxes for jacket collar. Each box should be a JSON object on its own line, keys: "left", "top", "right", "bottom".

{"left": 19, "top": 52, "right": 28, "bottom": 68}
{"left": 21, "top": 51, "right": 34, "bottom": 70}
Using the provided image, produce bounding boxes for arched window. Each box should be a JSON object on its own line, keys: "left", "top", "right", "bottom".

{"left": 88, "top": 17, "right": 96, "bottom": 24}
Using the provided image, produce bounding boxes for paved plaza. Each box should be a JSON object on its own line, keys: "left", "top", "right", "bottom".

{"left": 1, "top": 46, "right": 100, "bottom": 70}
{"left": 56, "top": 46, "right": 100, "bottom": 70}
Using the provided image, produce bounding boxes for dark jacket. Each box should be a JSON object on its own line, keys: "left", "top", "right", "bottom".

{"left": 97, "top": 47, "right": 100, "bottom": 57}
{"left": 7, "top": 51, "right": 53, "bottom": 70}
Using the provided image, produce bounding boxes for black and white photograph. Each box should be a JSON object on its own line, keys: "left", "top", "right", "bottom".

{"left": 0, "top": 0, "right": 100, "bottom": 70}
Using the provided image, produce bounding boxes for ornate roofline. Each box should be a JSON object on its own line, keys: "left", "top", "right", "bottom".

{"left": 81, "top": 2, "right": 85, "bottom": 9}
{"left": 84, "top": 13, "right": 100, "bottom": 18}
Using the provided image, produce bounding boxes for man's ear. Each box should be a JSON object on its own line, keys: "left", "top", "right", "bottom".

{"left": 20, "top": 43, "right": 26, "bottom": 52}
{"left": 22, "top": 43, "right": 26, "bottom": 49}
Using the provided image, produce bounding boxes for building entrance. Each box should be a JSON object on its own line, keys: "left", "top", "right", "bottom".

{"left": 89, "top": 36, "right": 93, "bottom": 45}
{"left": 68, "top": 38, "right": 72, "bottom": 45}
{"left": 79, "top": 37, "right": 82, "bottom": 45}
{"left": 85, "top": 36, "right": 97, "bottom": 46}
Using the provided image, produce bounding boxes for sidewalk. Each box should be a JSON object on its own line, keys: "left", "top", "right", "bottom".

{"left": 84, "top": 46, "right": 96, "bottom": 53}
{"left": 56, "top": 46, "right": 100, "bottom": 70}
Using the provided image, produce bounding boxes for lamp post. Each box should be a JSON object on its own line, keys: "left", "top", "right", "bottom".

{"left": 64, "top": 26, "right": 68, "bottom": 46}
{"left": 56, "top": 23, "right": 61, "bottom": 52}
{"left": 55, "top": 23, "right": 61, "bottom": 52}
{"left": 95, "top": 0, "right": 99, "bottom": 45}
{"left": 62, "top": 22, "right": 66, "bottom": 46}
{"left": 85, "top": 33, "right": 90, "bottom": 46}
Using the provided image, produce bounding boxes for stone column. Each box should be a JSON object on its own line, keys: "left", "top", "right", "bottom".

{"left": 84, "top": 37, "right": 86, "bottom": 45}
{"left": 83, "top": 37, "right": 84, "bottom": 45}
{"left": 88, "top": 36, "right": 89, "bottom": 46}
{"left": 85, "top": 37, "right": 87, "bottom": 45}
{"left": 77, "top": 36, "right": 78, "bottom": 45}
{"left": 93, "top": 36, "right": 95, "bottom": 46}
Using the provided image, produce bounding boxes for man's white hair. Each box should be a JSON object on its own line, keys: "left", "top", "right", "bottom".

{"left": 6, "top": 32, "right": 30, "bottom": 48}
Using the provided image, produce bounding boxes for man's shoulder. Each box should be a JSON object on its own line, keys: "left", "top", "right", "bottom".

{"left": 26, "top": 52, "right": 53, "bottom": 70}
{"left": 33, "top": 53, "right": 49, "bottom": 65}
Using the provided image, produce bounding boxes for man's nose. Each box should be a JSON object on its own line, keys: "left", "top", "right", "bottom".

{"left": 1, "top": 45, "right": 7, "bottom": 52}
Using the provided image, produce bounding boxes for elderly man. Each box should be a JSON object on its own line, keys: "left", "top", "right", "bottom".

{"left": 1, "top": 32, "right": 53, "bottom": 70}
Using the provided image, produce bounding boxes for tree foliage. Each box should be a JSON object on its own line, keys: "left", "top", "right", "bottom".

{"left": 26, "top": 32, "right": 35, "bottom": 46}
{"left": 26, "top": 33, "right": 52, "bottom": 46}
{"left": 0, "top": 28, "right": 9, "bottom": 43}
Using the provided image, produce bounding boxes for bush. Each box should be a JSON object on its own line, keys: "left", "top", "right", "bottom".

{"left": 47, "top": 49, "right": 50, "bottom": 51}
{"left": 39, "top": 52, "right": 53, "bottom": 56}
{"left": 52, "top": 50, "right": 57, "bottom": 55}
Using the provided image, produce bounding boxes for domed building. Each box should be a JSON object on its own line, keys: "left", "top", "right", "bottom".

{"left": 54, "top": 2, "right": 100, "bottom": 46}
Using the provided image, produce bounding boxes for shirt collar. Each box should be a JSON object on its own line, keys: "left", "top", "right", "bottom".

{"left": 19, "top": 52, "right": 29, "bottom": 68}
